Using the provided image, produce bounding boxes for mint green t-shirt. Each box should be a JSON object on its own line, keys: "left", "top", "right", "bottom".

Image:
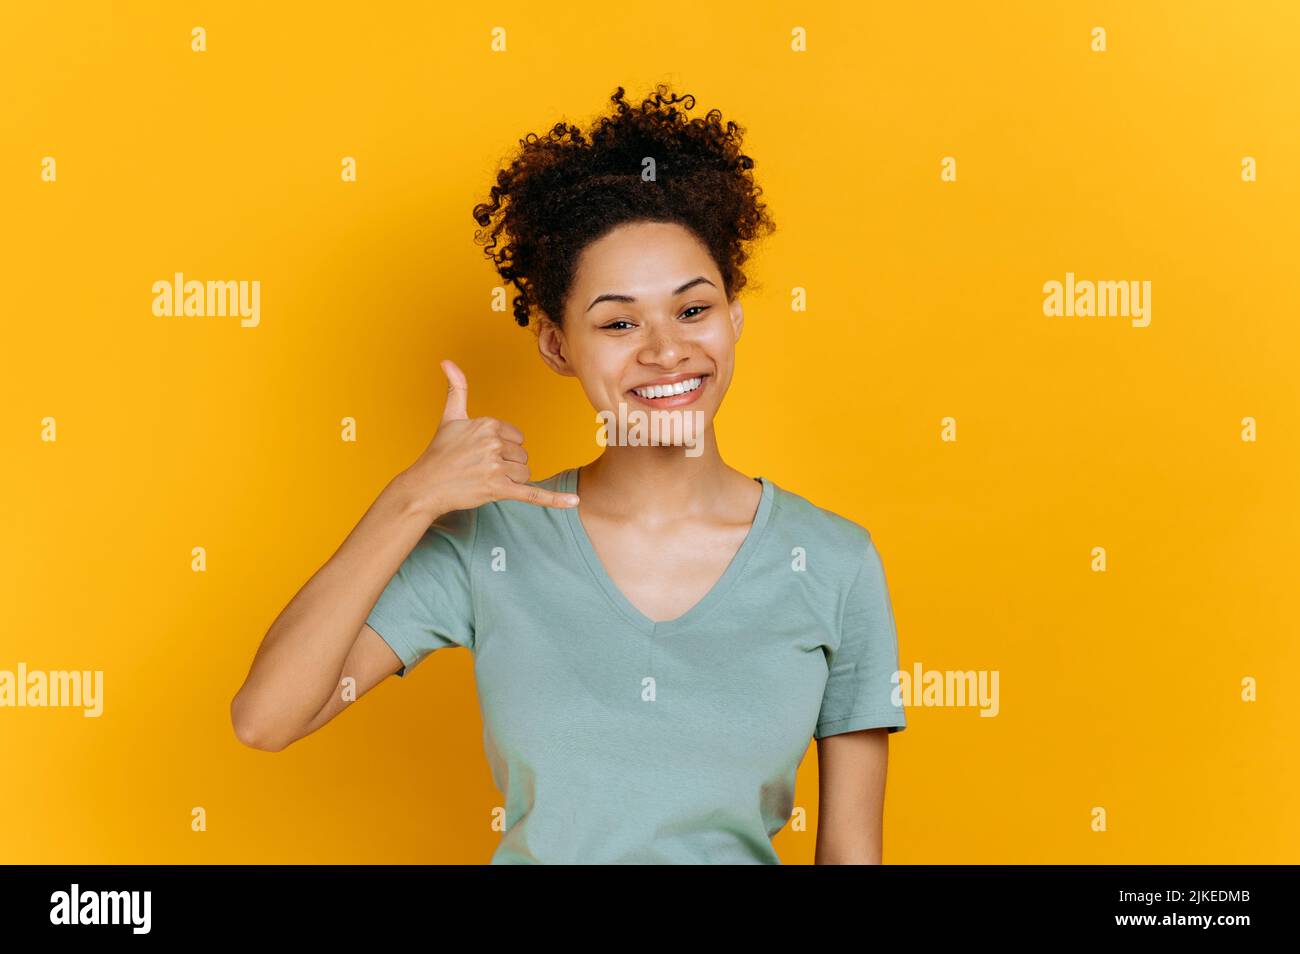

{"left": 365, "top": 467, "right": 906, "bottom": 864}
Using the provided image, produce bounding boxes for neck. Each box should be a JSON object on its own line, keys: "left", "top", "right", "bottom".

{"left": 578, "top": 427, "right": 744, "bottom": 521}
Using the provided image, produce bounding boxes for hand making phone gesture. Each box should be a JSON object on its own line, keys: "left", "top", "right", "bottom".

{"left": 400, "top": 359, "right": 580, "bottom": 517}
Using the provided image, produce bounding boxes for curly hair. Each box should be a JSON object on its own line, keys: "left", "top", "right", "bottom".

{"left": 471, "top": 84, "right": 775, "bottom": 329}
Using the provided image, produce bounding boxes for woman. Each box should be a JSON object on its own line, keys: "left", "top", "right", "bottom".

{"left": 231, "top": 85, "right": 906, "bottom": 864}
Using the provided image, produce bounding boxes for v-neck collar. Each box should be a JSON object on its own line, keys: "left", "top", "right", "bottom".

{"left": 559, "top": 466, "right": 776, "bottom": 636}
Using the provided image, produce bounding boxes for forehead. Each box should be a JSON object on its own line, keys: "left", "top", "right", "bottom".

{"left": 570, "top": 221, "right": 715, "bottom": 295}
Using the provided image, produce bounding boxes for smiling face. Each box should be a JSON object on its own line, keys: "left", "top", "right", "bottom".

{"left": 537, "top": 220, "right": 744, "bottom": 432}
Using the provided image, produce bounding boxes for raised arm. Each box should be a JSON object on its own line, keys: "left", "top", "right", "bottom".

{"left": 230, "top": 477, "right": 437, "bottom": 751}
{"left": 229, "top": 359, "right": 578, "bottom": 752}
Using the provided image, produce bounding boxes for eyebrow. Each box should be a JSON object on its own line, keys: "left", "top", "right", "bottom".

{"left": 585, "top": 276, "right": 716, "bottom": 313}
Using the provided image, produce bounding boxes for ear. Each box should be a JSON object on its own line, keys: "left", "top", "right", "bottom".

{"left": 729, "top": 298, "right": 744, "bottom": 341}
{"left": 536, "top": 317, "right": 575, "bottom": 376}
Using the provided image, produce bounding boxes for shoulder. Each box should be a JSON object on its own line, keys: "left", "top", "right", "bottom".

{"left": 759, "top": 481, "right": 891, "bottom": 640}
{"left": 761, "top": 478, "right": 882, "bottom": 601}
{"left": 766, "top": 478, "right": 875, "bottom": 558}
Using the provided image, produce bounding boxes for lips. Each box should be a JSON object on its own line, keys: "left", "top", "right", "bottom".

{"left": 626, "top": 373, "right": 709, "bottom": 408}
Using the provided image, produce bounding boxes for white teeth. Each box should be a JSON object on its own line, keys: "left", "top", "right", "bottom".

{"left": 632, "top": 376, "right": 702, "bottom": 399}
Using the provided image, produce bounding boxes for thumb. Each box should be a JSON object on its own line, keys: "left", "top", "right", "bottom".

{"left": 439, "top": 359, "right": 469, "bottom": 423}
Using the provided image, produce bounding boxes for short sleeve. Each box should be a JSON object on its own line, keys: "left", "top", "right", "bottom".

{"left": 813, "top": 533, "right": 907, "bottom": 739}
{"left": 365, "top": 506, "right": 478, "bottom": 677}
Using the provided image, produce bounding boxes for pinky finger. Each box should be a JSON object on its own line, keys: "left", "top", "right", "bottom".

{"left": 498, "top": 479, "right": 580, "bottom": 509}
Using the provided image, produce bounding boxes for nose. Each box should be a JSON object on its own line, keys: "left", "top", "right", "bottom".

{"left": 637, "top": 318, "right": 691, "bottom": 368}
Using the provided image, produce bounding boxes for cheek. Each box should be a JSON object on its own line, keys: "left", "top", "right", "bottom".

{"left": 597, "top": 351, "right": 636, "bottom": 388}
{"left": 567, "top": 337, "right": 619, "bottom": 378}
{"left": 572, "top": 346, "right": 635, "bottom": 403}
{"left": 696, "top": 324, "right": 737, "bottom": 367}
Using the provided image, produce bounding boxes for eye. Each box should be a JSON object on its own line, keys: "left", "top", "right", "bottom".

{"left": 601, "top": 319, "right": 635, "bottom": 331}
{"left": 680, "top": 305, "right": 710, "bottom": 319}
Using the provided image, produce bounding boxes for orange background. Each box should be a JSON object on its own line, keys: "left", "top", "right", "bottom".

{"left": 2, "top": 1, "right": 1297, "bottom": 862}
